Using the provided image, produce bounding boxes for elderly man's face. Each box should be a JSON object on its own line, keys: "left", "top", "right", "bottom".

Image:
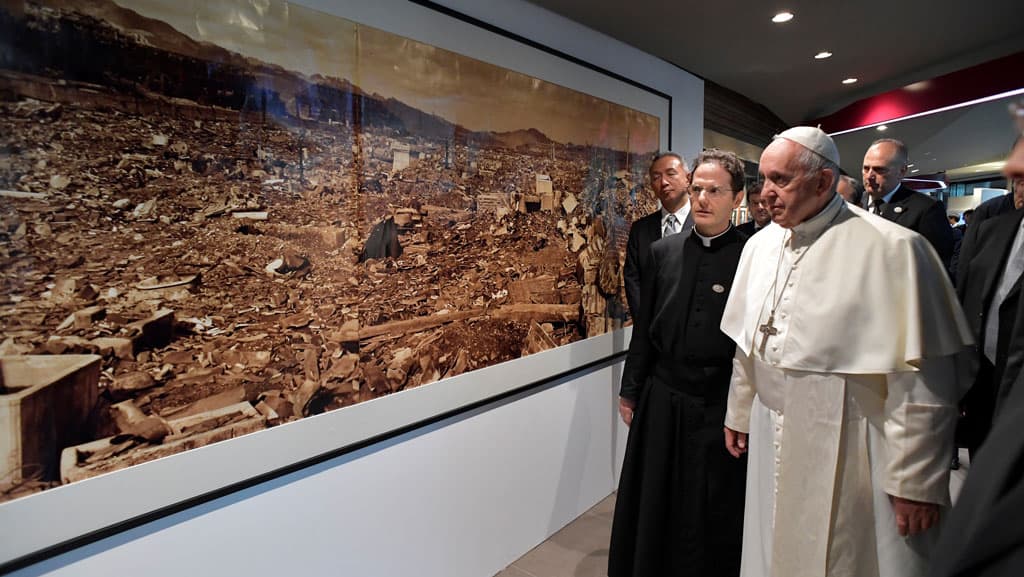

{"left": 759, "top": 139, "right": 835, "bottom": 228}
{"left": 649, "top": 155, "right": 690, "bottom": 213}
{"left": 690, "top": 161, "right": 742, "bottom": 237}
{"left": 748, "top": 192, "right": 771, "bottom": 226}
{"left": 862, "top": 142, "right": 907, "bottom": 199}
{"left": 1006, "top": 139, "right": 1024, "bottom": 209}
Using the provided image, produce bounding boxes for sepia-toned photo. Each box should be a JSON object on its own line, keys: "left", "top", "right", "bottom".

{"left": 0, "top": 0, "right": 660, "bottom": 504}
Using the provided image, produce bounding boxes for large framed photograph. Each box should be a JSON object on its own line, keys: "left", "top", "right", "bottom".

{"left": 0, "top": 0, "right": 672, "bottom": 566}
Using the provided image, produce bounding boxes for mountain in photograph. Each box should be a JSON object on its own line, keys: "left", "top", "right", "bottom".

{"left": 0, "top": 0, "right": 575, "bottom": 150}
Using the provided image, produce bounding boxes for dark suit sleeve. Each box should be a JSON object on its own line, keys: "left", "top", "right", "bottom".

{"left": 954, "top": 219, "right": 981, "bottom": 434}
{"left": 996, "top": 281, "right": 1024, "bottom": 415}
{"left": 620, "top": 244, "right": 658, "bottom": 401}
{"left": 624, "top": 223, "right": 643, "bottom": 319}
{"left": 973, "top": 200, "right": 997, "bottom": 226}
{"left": 949, "top": 228, "right": 966, "bottom": 281}
{"left": 927, "top": 366, "right": 1024, "bottom": 577}
{"left": 957, "top": 219, "right": 983, "bottom": 292}
{"left": 918, "top": 201, "right": 955, "bottom": 267}
{"left": 972, "top": 195, "right": 1011, "bottom": 228}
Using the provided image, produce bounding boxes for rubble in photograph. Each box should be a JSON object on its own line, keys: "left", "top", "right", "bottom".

{"left": 0, "top": 0, "right": 658, "bottom": 502}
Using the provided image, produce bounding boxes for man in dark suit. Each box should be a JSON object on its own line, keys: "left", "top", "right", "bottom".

{"left": 953, "top": 207, "right": 1024, "bottom": 454}
{"left": 929, "top": 361, "right": 1024, "bottom": 577}
{"left": 972, "top": 190, "right": 1018, "bottom": 226}
{"left": 862, "top": 138, "right": 955, "bottom": 267}
{"left": 953, "top": 135, "right": 1024, "bottom": 455}
{"left": 736, "top": 182, "right": 770, "bottom": 236}
{"left": 928, "top": 125, "right": 1024, "bottom": 577}
{"left": 624, "top": 152, "right": 694, "bottom": 319}
{"left": 611, "top": 149, "right": 748, "bottom": 577}
{"left": 951, "top": 139, "right": 1024, "bottom": 284}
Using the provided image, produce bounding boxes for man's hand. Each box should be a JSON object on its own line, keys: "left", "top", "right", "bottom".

{"left": 619, "top": 397, "right": 636, "bottom": 426}
{"left": 889, "top": 495, "right": 940, "bottom": 536}
{"left": 724, "top": 427, "right": 748, "bottom": 458}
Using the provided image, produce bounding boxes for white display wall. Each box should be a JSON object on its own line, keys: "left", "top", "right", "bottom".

{"left": 13, "top": 358, "right": 626, "bottom": 577}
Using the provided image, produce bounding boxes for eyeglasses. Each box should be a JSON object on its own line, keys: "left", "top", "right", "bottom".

{"left": 690, "top": 185, "right": 733, "bottom": 198}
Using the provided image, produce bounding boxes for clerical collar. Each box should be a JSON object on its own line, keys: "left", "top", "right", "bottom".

{"left": 694, "top": 224, "right": 732, "bottom": 247}
{"left": 661, "top": 201, "right": 691, "bottom": 227}
{"left": 791, "top": 193, "right": 844, "bottom": 246}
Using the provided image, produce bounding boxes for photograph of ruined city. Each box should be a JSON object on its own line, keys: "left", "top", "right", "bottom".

{"left": 0, "top": 0, "right": 661, "bottom": 504}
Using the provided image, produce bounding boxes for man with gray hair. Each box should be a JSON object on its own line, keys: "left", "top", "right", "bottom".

{"left": 722, "top": 127, "right": 973, "bottom": 577}
{"left": 624, "top": 152, "right": 694, "bottom": 319}
{"left": 863, "top": 138, "right": 954, "bottom": 268}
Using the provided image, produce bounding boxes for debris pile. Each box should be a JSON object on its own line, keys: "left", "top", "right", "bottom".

{"left": 0, "top": 0, "right": 657, "bottom": 502}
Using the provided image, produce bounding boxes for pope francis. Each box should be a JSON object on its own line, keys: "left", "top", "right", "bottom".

{"left": 721, "top": 127, "right": 973, "bottom": 577}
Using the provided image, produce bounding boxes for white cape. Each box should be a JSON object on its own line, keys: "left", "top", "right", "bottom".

{"left": 721, "top": 202, "right": 972, "bottom": 373}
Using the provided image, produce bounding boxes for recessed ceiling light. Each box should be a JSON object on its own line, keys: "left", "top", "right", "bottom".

{"left": 814, "top": 51, "right": 832, "bottom": 59}
{"left": 772, "top": 11, "right": 794, "bottom": 23}
{"left": 911, "top": 169, "right": 920, "bottom": 173}
{"left": 877, "top": 125, "right": 888, "bottom": 131}
{"left": 842, "top": 78, "right": 858, "bottom": 85}
{"left": 908, "top": 163, "right": 915, "bottom": 167}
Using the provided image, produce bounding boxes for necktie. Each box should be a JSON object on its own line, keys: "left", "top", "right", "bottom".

{"left": 984, "top": 222, "right": 1024, "bottom": 363}
{"left": 663, "top": 214, "right": 679, "bottom": 238}
{"left": 872, "top": 200, "right": 885, "bottom": 215}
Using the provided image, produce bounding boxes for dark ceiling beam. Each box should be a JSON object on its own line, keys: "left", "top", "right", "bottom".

{"left": 704, "top": 80, "right": 787, "bottom": 149}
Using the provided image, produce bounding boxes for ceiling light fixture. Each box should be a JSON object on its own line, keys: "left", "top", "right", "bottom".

{"left": 772, "top": 11, "right": 794, "bottom": 23}
{"left": 911, "top": 169, "right": 920, "bottom": 173}
{"left": 842, "top": 78, "right": 858, "bottom": 85}
{"left": 877, "top": 125, "right": 888, "bottom": 131}
{"left": 815, "top": 51, "right": 832, "bottom": 59}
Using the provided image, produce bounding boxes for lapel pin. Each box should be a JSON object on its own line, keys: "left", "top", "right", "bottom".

{"left": 712, "top": 284, "right": 725, "bottom": 293}
{"left": 894, "top": 206, "right": 903, "bottom": 214}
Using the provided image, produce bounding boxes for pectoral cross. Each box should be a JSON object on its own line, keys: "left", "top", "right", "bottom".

{"left": 758, "top": 314, "right": 778, "bottom": 355}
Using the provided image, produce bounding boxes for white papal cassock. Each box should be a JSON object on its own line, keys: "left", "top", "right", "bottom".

{"left": 722, "top": 194, "right": 974, "bottom": 577}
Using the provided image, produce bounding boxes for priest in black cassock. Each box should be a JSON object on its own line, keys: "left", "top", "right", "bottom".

{"left": 609, "top": 148, "right": 749, "bottom": 577}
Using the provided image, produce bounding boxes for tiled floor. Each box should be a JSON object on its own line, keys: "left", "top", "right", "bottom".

{"left": 495, "top": 449, "right": 972, "bottom": 577}
{"left": 494, "top": 492, "right": 615, "bottom": 577}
